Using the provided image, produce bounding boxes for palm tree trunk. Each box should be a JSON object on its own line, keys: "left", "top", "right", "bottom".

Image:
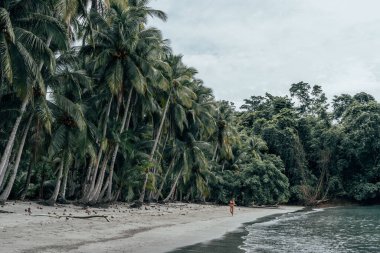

{"left": 104, "top": 146, "right": 117, "bottom": 201}
{"left": 59, "top": 161, "right": 70, "bottom": 201}
{"left": 139, "top": 90, "right": 172, "bottom": 203}
{"left": 153, "top": 133, "right": 170, "bottom": 175}
{"left": 0, "top": 152, "right": 15, "bottom": 191}
{"left": 105, "top": 89, "right": 133, "bottom": 201}
{"left": 212, "top": 144, "right": 218, "bottom": 161}
{"left": 20, "top": 162, "right": 33, "bottom": 201}
{"left": 113, "top": 187, "right": 122, "bottom": 201}
{"left": 0, "top": 114, "right": 33, "bottom": 203}
{"left": 163, "top": 168, "right": 183, "bottom": 202}
{"left": 154, "top": 155, "right": 176, "bottom": 200}
{"left": 47, "top": 158, "right": 64, "bottom": 206}
{"left": 148, "top": 133, "right": 171, "bottom": 201}
{"left": 39, "top": 165, "right": 46, "bottom": 199}
{"left": 98, "top": 178, "right": 109, "bottom": 201}
{"left": 20, "top": 161, "right": 35, "bottom": 200}
{"left": 149, "top": 90, "right": 172, "bottom": 160}
{"left": 82, "top": 164, "right": 93, "bottom": 198}
{"left": 127, "top": 96, "right": 136, "bottom": 130}
{"left": 0, "top": 97, "right": 29, "bottom": 184}
{"left": 89, "top": 150, "right": 111, "bottom": 203}
{"left": 83, "top": 97, "right": 113, "bottom": 201}
{"left": 160, "top": 133, "right": 170, "bottom": 158}
{"left": 115, "top": 94, "right": 122, "bottom": 121}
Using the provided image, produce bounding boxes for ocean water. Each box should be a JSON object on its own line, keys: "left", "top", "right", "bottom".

{"left": 169, "top": 205, "right": 380, "bottom": 253}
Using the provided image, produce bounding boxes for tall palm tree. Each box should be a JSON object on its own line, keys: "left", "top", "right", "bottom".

{"left": 80, "top": 1, "right": 168, "bottom": 203}
{"left": 163, "top": 131, "right": 211, "bottom": 202}
{"left": 0, "top": 0, "right": 67, "bottom": 187}
{"left": 46, "top": 93, "right": 87, "bottom": 205}
{"left": 138, "top": 54, "right": 198, "bottom": 203}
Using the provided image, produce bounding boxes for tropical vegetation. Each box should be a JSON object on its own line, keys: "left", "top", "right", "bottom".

{"left": 1, "top": 0, "right": 379, "bottom": 206}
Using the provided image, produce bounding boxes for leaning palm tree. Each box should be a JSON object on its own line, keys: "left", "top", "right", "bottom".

{"left": 0, "top": 0, "right": 67, "bottom": 187}
{"left": 46, "top": 92, "right": 87, "bottom": 205}
{"left": 45, "top": 51, "right": 93, "bottom": 204}
{"left": 163, "top": 131, "right": 211, "bottom": 202}
{"left": 0, "top": 113, "right": 33, "bottom": 203}
{"left": 138, "top": 54, "right": 198, "bottom": 203}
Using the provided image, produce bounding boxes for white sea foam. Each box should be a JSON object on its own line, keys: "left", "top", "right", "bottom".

{"left": 244, "top": 208, "right": 324, "bottom": 228}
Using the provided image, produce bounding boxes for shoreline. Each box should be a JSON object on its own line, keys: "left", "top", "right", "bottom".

{"left": 0, "top": 201, "right": 302, "bottom": 253}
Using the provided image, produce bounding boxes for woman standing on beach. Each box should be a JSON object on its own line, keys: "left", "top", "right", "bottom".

{"left": 229, "top": 198, "right": 236, "bottom": 216}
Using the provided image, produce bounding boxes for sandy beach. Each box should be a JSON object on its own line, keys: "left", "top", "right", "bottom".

{"left": 0, "top": 201, "right": 302, "bottom": 253}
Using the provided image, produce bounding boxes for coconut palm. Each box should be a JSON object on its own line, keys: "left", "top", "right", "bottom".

{"left": 138, "top": 54, "right": 199, "bottom": 203}
{"left": 79, "top": 1, "right": 168, "bottom": 203}
{"left": 163, "top": 131, "right": 211, "bottom": 202}
{"left": 0, "top": 0, "right": 67, "bottom": 188}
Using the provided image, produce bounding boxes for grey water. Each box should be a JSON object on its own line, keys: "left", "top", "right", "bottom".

{"left": 169, "top": 205, "right": 380, "bottom": 253}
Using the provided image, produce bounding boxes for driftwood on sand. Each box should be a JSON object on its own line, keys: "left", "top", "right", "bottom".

{"left": 31, "top": 214, "right": 110, "bottom": 222}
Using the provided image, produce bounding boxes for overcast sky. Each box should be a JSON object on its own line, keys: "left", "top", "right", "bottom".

{"left": 149, "top": 0, "right": 380, "bottom": 107}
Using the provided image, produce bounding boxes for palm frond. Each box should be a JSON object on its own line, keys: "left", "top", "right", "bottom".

{"left": 0, "top": 8, "right": 15, "bottom": 42}
{"left": 0, "top": 34, "right": 13, "bottom": 83}
{"left": 52, "top": 93, "right": 86, "bottom": 131}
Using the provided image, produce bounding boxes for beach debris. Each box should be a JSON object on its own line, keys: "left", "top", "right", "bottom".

{"left": 130, "top": 201, "right": 142, "bottom": 208}
{"left": 31, "top": 214, "right": 110, "bottom": 222}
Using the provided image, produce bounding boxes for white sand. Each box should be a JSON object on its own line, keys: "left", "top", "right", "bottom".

{"left": 0, "top": 201, "right": 302, "bottom": 253}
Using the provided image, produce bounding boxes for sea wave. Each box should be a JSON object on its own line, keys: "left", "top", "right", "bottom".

{"left": 238, "top": 206, "right": 380, "bottom": 253}
{"left": 245, "top": 208, "right": 325, "bottom": 228}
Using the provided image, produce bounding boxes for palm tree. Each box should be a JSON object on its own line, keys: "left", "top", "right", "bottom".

{"left": 80, "top": 1, "right": 168, "bottom": 203}
{"left": 163, "top": 132, "right": 211, "bottom": 202}
{"left": 46, "top": 93, "right": 87, "bottom": 205}
{"left": 0, "top": 0, "right": 67, "bottom": 188}
{"left": 0, "top": 113, "right": 33, "bottom": 203}
{"left": 211, "top": 101, "right": 238, "bottom": 163}
{"left": 138, "top": 54, "right": 198, "bottom": 203}
{"left": 47, "top": 51, "right": 93, "bottom": 204}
